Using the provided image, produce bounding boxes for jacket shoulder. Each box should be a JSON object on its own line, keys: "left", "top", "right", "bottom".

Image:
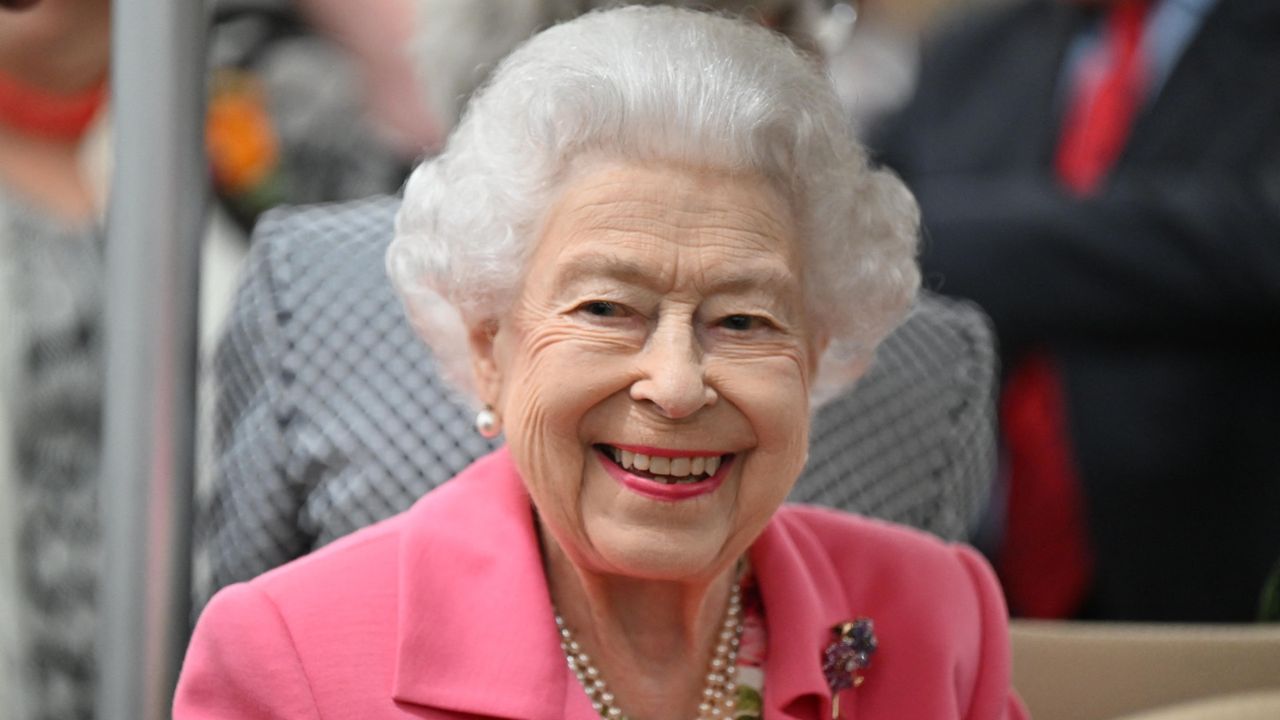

{"left": 772, "top": 503, "right": 971, "bottom": 567}
{"left": 768, "top": 505, "right": 1020, "bottom": 718}
{"left": 770, "top": 504, "right": 1002, "bottom": 646}
{"left": 226, "top": 449, "right": 513, "bottom": 615}
{"left": 182, "top": 514, "right": 408, "bottom": 717}
{"left": 252, "top": 195, "right": 400, "bottom": 257}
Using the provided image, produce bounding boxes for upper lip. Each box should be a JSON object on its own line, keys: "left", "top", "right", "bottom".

{"left": 603, "top": 443, "right": 730, "bottom": 459}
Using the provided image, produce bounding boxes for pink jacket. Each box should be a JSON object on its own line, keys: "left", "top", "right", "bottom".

{"left": 176, "top": 448, "right": 1027, "bottom": 719}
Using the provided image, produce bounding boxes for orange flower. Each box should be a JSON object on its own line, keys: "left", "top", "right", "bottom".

{"left": 206, "top": 71, "right": 279, "bottom": 194}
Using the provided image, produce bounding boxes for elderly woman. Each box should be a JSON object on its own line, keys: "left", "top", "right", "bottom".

{"left": 175, "top": 7, "right": 1024, "bottom": 719}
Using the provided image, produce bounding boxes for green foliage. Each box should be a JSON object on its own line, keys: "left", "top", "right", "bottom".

{"left": 733, "top": 685, "right": 763, "bottom": 719}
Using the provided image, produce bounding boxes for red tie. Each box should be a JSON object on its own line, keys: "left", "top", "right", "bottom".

{"left": 999, "top": 0, "right": 1151, "bottom": 618}
{"left": 1056, "top": 0, "right": 1152, "bottom": 194}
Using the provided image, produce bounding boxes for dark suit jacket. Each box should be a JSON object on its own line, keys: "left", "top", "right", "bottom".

{"left": 874, "top": 0, "right": 1280, "bottom": 620}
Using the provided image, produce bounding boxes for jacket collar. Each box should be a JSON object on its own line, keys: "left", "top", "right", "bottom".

{"left": 391, "top": 448, "right": 853, "bottom": 719}
{"left": 391, "top": 448, "right": 595, "bottom": 719}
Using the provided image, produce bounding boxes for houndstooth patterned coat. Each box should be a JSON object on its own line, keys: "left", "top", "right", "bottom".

{"left": 1, "top": 195, "right": 102, "bottom": 720}
{"left": 197, "top": 196, "right": 997, "bottom": 608}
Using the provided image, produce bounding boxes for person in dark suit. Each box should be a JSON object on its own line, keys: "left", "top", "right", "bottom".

{"left": 873, "top": 0, "right": 1280, "bottom": 621}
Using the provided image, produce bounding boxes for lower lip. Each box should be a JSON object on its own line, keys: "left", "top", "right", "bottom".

{"left": 597, "top": 449, "right": 733, "bottom": 502}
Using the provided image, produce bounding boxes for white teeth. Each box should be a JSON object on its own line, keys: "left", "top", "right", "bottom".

{"left": 606, "top": 446, "right": 726, "bottom": 482}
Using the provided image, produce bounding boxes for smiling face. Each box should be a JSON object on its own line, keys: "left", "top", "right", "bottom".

{"left": 470, "top": 160, "right": 824, "bottom": 583}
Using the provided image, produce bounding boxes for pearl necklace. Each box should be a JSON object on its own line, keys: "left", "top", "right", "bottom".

{"left": 555, "top": 580, "right": 744, "bottom": 720}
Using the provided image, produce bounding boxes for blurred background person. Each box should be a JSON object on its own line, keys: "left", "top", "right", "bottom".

{"left": 204, "top": 0, "right": 994, "bottom": 233}
{"left": 208, "top": 0, "right": 445, "bottom": 231}
{"left": 1, "top": 0, "right": 438, "bottom": 716}
{"left": 872, "top": 0, "right": 1280, "bottom": 621}
{"left": 820, "top": 0, "right": 1001, "bottom": 136}
{"left": 204, "top": 0, "right": 830, "bottom": 234}
{"left": 206, "top": 0, "right": 973, "bottom": 232}
{"left": 0, "top": 1, "right": 110, "bottom": 718}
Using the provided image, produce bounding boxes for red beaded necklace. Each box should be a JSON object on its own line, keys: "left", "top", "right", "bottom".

{"left": 0, "top": 70, "right": 106, "bottom": 140}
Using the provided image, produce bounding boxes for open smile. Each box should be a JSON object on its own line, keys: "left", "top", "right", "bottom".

{"left": 594, "top": 444, "right": 735, "bottom": 501}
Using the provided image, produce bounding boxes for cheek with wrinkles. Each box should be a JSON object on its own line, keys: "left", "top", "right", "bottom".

{"left": 520, "top": 342, "right": 639, "bottom": 413}
{"left": 505, "top": 349, "right": 583, "bottom": 435}
{"left": 706, "top": 350, "right": 813, "bottom": 397}
{"left": 709, "top": 356, "right": 812, "bottom": 471}
{"left": 502, "top": 372, "right": 586, "bottom": 532}
{"left": 528, "top": 319, "right": 646, "bottom": 358}
{"left": 707, "top": 342, "right": 810, "bottom": 374}
{"left": 735, "top": 408, "right": 811, "bottom": 515}
{"left": 502, "top": 384, "right": 556, "bottom": 469}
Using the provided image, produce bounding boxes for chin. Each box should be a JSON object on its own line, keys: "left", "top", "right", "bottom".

{"left": 584, "top": 522, "right": 739, "bottom": 583}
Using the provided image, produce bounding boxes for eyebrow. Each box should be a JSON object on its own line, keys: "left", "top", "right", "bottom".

{"left": 551, "top": 253, "right": 799, "bottom": 298}
{"left": 553, "top": 254, "right": 652, "bottom": 291}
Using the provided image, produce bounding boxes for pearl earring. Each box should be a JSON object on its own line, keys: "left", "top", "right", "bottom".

{"left": 475, "top": 406, "right": 501, "bottom": 438}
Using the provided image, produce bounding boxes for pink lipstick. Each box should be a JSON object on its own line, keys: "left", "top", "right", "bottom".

{"left": 596, "top": 446, "right": 734, "bottom": 502}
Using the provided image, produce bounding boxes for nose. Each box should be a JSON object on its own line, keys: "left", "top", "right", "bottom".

{"left": 629, "top": 321, "right": 717, "bottom": 419}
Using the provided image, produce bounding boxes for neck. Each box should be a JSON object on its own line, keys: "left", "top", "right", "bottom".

{"left": 0, "top": 124, "right": 96, "bottom": 223}
{"left": 542, "top": 530, "right": 740, "bottom": 719}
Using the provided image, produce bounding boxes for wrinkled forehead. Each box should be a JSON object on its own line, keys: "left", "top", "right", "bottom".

{"left": 537, "top": 160, "right": 801, "bottom": 259}
{"left": 527, "top": 161, "right": 805, "bottom": 296}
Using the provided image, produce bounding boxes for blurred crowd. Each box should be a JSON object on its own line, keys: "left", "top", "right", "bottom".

{"left": 1, "top": 0, "right": 1277, "bottom": 718}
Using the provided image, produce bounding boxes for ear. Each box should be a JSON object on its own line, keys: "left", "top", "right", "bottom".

{"left": 467, "top": 318, "right": 505, "bottom": 408}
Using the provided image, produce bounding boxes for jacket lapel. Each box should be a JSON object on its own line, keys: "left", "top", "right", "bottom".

{"left": 752, "top": 513, "right": 857, "bottom": 720}
{"left": 390, "top": 448, "right": 596, "bottom": 719}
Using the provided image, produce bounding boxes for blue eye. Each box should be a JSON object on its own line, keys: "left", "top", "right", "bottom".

{"left": 720, "top": 314, "right": 759, "bottom": 331}
{"left": 581, "top": 301, "right": 623, "bottom": 317}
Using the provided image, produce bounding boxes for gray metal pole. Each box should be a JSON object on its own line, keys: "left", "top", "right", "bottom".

{"left": 99, "top": 0, "right": 207, "bottom": 717}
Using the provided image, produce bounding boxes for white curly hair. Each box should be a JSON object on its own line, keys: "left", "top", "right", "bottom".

{"left": 387, "top": 5, "right": 920, "bottom": 408}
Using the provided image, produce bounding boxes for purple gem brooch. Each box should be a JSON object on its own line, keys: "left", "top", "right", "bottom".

{"left": 822, "top": 617, "right": 878, "bottom": 718}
